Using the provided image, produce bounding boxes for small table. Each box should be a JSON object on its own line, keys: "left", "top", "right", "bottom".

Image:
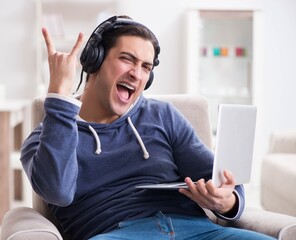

{"left": 0, "top": 99, "right": 31, "bottom": 223}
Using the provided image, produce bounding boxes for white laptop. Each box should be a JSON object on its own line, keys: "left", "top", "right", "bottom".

{"left": 135, "top": 104, "right": 257, "bottom": 189}
{"left": 212, "top": 104, "right": 257, "bottom": 187}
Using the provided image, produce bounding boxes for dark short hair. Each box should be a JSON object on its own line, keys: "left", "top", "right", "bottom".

{"left": 101, "top": 16, "right": 160, "bottom": 67}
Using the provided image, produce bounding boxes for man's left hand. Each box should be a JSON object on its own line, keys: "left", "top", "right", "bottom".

{"left": 179, "top": 170, "right": 236, "bottom": 214}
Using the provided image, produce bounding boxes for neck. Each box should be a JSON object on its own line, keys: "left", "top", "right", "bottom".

{"left": 79, "top": 85, "right": 119, "bottom": 124}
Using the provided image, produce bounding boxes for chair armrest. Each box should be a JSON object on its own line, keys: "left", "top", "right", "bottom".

{"left": 269, "top": 130, "right": 296, "bottom": 154}
{"left": 217, "top": 208, "right": 296, "bottom": 239}
{"left": 1, "top": 207, "right": 63, "bottom": 240}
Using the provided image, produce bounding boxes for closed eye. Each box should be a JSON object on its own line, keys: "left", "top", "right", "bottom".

{"left": 143, "top": 65, "right": 152, "bottom": 72}
{"left": 120, "top": 56, "right": 134, "bottom": 64}
{"left": 120, "top": 52, "right": 153, "bottom": 72}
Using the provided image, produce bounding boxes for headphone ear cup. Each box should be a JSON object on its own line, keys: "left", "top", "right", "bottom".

{"left": 80, "top": 44, "right": 104, "bottom": 74}
{"left": 87, "top": 44, "right": 104, "bottom": 74}
{"left": 95, "top": 44, "right": 105, "bottom": 71}
{"left": 145, "top": 71, "right": 154, "bottom": 90}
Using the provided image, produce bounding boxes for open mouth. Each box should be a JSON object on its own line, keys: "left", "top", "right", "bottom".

{"left": 117, "top": 83, "right": 135, "bottom": 101}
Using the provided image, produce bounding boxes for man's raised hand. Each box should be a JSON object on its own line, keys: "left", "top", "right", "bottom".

{"left": 42, "top": 27, "right": 84, "bottom": 96}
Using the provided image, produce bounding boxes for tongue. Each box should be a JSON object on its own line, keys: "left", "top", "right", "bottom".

{"left": 117, "top": 85, "right": 129, "bottom": 101}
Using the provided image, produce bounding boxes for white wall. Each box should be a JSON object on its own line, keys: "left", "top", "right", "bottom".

{"left": 0, "top": 0, "right": 36, "bottom": 99}
{"left": 262, "top": 0, "right": 296, "bottom": 134}
{"left": 1, "top": 0, "right": 296, "bottom": 185}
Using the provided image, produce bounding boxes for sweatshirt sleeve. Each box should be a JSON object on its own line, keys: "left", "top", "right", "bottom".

{"left": 21, "top": 96, "right": 81, "bottom": 206}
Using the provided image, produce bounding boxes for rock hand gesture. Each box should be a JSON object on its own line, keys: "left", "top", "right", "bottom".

{"left": 42, "top": 28, "right": 84, "bottom": 96}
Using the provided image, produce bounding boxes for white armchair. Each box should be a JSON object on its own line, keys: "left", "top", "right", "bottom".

{"left": 261, "top": 130, "right": 296, "bottom": 217}
{"left": 2, "top": 95, "right": 296, "bottom": 240}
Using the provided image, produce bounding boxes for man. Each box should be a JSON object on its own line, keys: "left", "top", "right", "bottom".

{"left": 21, "top": 16, "right": 275, "bottom": 240}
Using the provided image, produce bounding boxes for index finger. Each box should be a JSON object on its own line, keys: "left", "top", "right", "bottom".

{"left": 42, "top": 27, "right": 56, "bottom": 55}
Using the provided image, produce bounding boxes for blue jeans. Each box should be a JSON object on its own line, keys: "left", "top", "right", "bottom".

{"left": 89, "top": 212, "right": 276, "bottom": 240}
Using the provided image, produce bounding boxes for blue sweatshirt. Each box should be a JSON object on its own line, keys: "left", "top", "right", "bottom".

{"left": 21, "top": 94, "right": 245, "bottom": 240}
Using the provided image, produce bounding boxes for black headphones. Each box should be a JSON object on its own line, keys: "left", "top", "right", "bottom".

{"left": 79, "top": 15, "right": 160, "bottom": 91}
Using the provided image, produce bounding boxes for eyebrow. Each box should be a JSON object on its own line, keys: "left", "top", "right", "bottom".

{"left": 121, "top": 52, "right": 154, "bottom": 67}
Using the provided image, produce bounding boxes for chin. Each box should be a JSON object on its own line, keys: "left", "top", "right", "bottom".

{"left": 112, "top": 105, "right": 129, "bottom": 117}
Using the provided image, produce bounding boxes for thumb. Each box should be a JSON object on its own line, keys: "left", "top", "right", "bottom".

{"left": 224, "top": 170, "right": 235, "bottom": 186}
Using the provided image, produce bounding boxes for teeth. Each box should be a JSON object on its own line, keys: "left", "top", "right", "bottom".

{"left": 118, "top": 83, "right": 135, "bottom": 91}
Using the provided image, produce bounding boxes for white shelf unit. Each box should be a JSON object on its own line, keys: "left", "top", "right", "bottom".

{"left": 185, "top": 10, "right": 261, "bottom": 134}
{"left": 0, "top": 100, "right": 31, "bottom": 221}
{"left": 35, "top": 0, "right": 116, "bottom": 97}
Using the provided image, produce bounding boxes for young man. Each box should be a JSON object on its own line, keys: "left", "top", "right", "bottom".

{"left": 21, "top": 16, "right": 275, "bottom": 240}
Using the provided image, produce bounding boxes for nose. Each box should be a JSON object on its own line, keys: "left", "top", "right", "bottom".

{"left": 129, "top": 64, "right": 142, "bottom": 81}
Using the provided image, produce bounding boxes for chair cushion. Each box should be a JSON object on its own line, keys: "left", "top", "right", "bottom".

{"left": 261, "top": 154, "right": 296, "bottom": 216}
{"left": 218, "top": 208, "right": 296, "bottom": 239}
{"left": 1, "top": 207, "right": 62, "bottom": 240}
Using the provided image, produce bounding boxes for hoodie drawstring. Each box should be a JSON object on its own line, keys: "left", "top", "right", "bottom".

{"left": 87, "top": 117, "right": 149, "bottom": 159}
{"left": 88, "top": 125, "right": 102, "bottom": 155}
{"left": 127, "top": 117, "right": 150, "bottom": 159}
